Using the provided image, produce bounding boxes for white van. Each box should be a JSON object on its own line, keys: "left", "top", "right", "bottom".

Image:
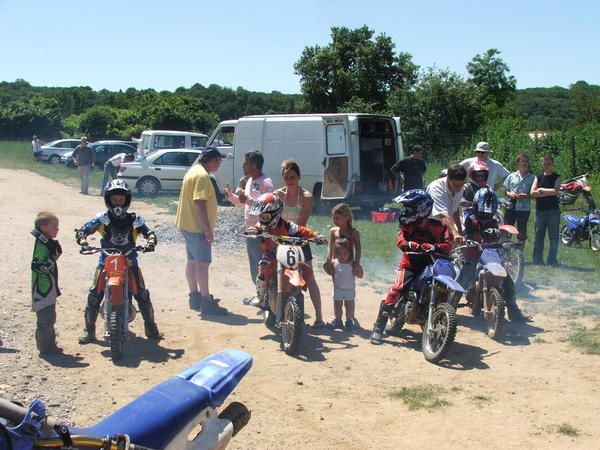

{"left": 138, "top": 130, "right": 208, "bottom": 156}
{"left": 206, "top": 114, "right": 404, "bottom": 210}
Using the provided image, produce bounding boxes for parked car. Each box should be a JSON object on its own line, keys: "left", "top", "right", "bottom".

{"left": 118, "top": 148, "right": 216, "bottom": 197}
{"left": 62, "top": 141, "right": 137, "bottom": 168}
{"left": 39, "top": 139, "right": 80, "bottom": 163}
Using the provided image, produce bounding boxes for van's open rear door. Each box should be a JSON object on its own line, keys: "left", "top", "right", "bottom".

{"left": 321, "top": 117, "right": 350, "bottom": 200}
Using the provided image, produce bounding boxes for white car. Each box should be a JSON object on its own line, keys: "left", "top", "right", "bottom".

{"left": 39, "top": 139, "right": 80, "bottom": 163}
{"left": 117, "top": 148, "right": 205, "bottom": 196}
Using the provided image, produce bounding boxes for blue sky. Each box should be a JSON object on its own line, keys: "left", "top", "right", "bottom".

{"left": 0, "top": 0, "right": 597, "bottom": 93}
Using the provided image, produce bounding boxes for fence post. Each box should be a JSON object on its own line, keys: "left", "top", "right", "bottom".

{"left": 571, "top": 135, "right": 576, "bottom": 177}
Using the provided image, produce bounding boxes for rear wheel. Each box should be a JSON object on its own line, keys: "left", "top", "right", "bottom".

{"left": 137, "top": 177, "right": 160, "bottom": 197}
{"left": 504, "top": 245, "right": 525, "bottom": 286}
{"left": 590, "top": 229, "right": 600, "bottom": 252}
{"left": 484, "top": 287, "right": 505, "bottom": 340}
{"left": 280, "top": 295, "right": 304, "bottom": 355}
{"left": 109, "top": 307, "right": 123, "bottom": 361}
{"left": 421, "top": 303, "right": 457, "bottom": 363}
{"left": 560, "top": 225, "right": 574, "bottom": 246}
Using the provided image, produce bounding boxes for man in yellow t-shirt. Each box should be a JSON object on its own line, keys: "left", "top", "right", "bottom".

{"left": 176, "top": 147, "right": 228, "bottom": 315}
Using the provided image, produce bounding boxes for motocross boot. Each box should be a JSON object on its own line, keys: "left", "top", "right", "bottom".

{"left": 251, "top": 278, "right": 267, "bottom": 308}
{"left": 370, "top": 301, "right": 392, "bottom": 345}
{"left": 78, "top": 307, "right": 98, "bottom": 344}
{"left": 137, "top": 291, "right": 163, "bottom": 340}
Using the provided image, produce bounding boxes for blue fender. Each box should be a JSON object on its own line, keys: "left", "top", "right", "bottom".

{"left": 434, "top": 274, "right": 465, "bottom": 293}
{"left": 563, "top": 215, "right": 582, "bottom": 229}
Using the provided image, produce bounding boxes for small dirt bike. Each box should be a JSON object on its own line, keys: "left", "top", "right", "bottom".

{"left": 560, "top": 208, "right": 600, "bottom": 251}
{"left": 80, "top": 245, "right": 148, "bottom": 361}
{"left": 244, "top": 231, "right": 326, "bottom": 356}
{"left": 385, "top": 251, "right": 464, "bottom": 364}
{"left": 0, "top": 349, "right": 252, "bottom": 450}
{"left": 453, "top": 235, "right": 518, "bottom": 340}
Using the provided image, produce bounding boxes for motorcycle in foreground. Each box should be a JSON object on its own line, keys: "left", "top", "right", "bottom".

{"left": 385, "top": 250, "right": 464, "bottom": 364}
{"left": 244, "top": 231, "right": 326, "bottom": 356}
{"left": 79, "top": 245, "right": 148, "bottom": 361}
{"left": 0, "top": 349, "right": 252, "bottom": 450}
{"left": 453, "top": 232, "right": 519, "bottom": 340}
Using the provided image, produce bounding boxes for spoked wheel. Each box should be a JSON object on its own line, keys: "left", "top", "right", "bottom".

{"left": 484, "top": 287, "right": 506, "bottom": 340}
{"left": 421, "top": 303, "right": 457, "bottom": 363}
{"left": 109, "top": 307, "right": 123, "bottom": 361}
{"left": 560, "top": 225, "right": 574, "bottom": 246}
{"left": 504, "top": 245, "right": 525, "bottom": 286}
{"left": 280, "top": 296, "right": 304, "bottom": 355}
{"left": 385, "top": 316, "right": 405, "bottom": 337}
{"left": 590, "top": 229, "right": 600, "bottom": 252}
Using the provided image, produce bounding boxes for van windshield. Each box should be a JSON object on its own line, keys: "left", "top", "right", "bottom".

{"left": 154, "top": 135, "right": 185, "bottom": 149}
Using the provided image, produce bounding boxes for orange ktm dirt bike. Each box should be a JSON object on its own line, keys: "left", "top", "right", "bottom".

{"left": 244, "top": 231, "right": 327, "bottom": 356}
{"left": 80, "top": 245, "right": 149, "bottom": 361}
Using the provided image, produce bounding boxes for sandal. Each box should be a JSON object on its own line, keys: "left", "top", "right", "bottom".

{"left": 311, "top": 319, "right": 325, "bottom": 329}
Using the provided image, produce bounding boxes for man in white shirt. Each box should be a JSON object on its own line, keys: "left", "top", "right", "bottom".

{"left": 426, "top": 164, "right": 467, "bottom": 242}
{"left": 101, "top": 152, "right": 135, "bottom": 195}
{"left": 31, "top": 135, "right": 43, "bottom": 162}
{"left": 460, "top": 141, "right": 509, "bottom": 191}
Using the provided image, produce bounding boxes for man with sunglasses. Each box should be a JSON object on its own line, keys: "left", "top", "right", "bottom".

{"left": 460, "top": 142, "right": 509, "bottom": 191}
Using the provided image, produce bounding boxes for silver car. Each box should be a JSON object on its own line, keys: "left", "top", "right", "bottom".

{"left": 39, "top": 139, "right": 80, "bottom": 163}
{"left": 117, "top": 148, "right": 204, "bottom": 196}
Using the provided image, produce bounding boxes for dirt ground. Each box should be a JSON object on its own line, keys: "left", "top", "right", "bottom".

{"left": 1, "top": 168, "right": 599, "bottom": 449}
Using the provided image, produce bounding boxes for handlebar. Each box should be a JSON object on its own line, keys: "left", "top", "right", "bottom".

{"left": 79, "top": 246, "right": 145, "bottom": 256}
{"left": 243, "top": 231, "right": 327, "bottom": 246}
{"left": 0, "top": 399, "right": 153, "bottom": 449}
{"left": 403, "top": 250, "right": 452, "bottom": 261}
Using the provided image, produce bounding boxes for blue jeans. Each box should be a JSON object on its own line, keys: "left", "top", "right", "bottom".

{"left": 533, "top": 209, "right": 560, "bottom": 264}
{"left": 247, "top": 237, "right": 263, "bottom": 285}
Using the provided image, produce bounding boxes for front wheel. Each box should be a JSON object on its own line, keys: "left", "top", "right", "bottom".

{"left": 49, "top": 154, "right": 61, "bottom": 164}
{"left": 560, "top": 225, "right": 574, "bottom": 246}
{"left": 109, "top": 307, "right": 123, "bottom": 361}
{"left": 484, "top": 287, "right": 506, "bottom": 340}
{"left": 421, "top": 303, "right": 457, "bottom": 364}
{"left": 280, "top": 295, "right": 304, "bottom": 355}
{"left": 590, "top": 229, "right": 600, "bottom": 252}
{"left": 504, "top": 246, "right": 525, "bottom": 286}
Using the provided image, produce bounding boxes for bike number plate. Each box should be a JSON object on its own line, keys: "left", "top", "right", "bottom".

{"left": 277, "top": 245, "right": 304, "bottom": 269}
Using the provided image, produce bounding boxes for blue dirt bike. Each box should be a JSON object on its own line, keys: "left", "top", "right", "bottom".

{"left": 385, "top": 250, "right": 465, "bottom": 364}
{"left": 1, "top": 349, "right": 252, "bottom": 450}
{"left": 560, "top": 208, "right": 600, "bottom": 251}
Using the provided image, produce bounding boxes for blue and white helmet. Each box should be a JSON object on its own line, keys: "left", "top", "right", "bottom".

{"left": 473, "top": 187, "right": 498, "bottom": 221}
{"left": 393, "top": 189, "right": 433, "bottom": 226}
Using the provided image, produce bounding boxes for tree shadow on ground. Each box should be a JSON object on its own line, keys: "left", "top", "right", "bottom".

{"left": 99, "top": 335, "right": 185, "bottom": 368}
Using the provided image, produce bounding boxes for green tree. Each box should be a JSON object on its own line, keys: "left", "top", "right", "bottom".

{"left": 388, "top": 68, "right": 480, "bottom": 160}
{"left": 467, "top": 48, "right": 516, "bottom": 109}
{"left": 294, "top": 25, "right": 418, "bottom": 112}
{"left": 570, "top": 81, "right": 600, "bottom": 124}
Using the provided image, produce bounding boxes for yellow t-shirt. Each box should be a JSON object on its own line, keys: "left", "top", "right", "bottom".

{"left": 175, "top": 164, "right": 217, "bottom": 233}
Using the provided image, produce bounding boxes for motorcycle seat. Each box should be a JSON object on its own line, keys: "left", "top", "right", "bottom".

{"left": 78, "top": 349, "right": 252, "bottom": 449}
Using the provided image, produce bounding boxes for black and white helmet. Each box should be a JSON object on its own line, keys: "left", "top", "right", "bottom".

{"left": 104, "top": 179, "right": 132, "bottom": 217}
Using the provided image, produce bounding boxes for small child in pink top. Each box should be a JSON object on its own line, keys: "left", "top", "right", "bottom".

{"left": 328, "top": 238, "right": 363, "bottom": 331}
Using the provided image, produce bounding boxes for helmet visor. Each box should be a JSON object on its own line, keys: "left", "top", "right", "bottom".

{"left": 472, "top": 171, "right": 489, "bottom": 182}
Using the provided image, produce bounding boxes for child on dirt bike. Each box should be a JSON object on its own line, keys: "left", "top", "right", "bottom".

{"left": 370, "top": 190, "right": 452, "bottom": 345}
{"left": 458, "top": 187, "right": 526, "bottom": 322}
{"left": 31, "top": 211, "right": 63, "bottom": 355}
{"left": 463, "top": 161, "right": 490, "bottom": 202}
{"left": 75, "top": 179, "right": 161, "bottom": 344}
{"left": 245, "top": 193, "right": 326, "bottom": 318}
